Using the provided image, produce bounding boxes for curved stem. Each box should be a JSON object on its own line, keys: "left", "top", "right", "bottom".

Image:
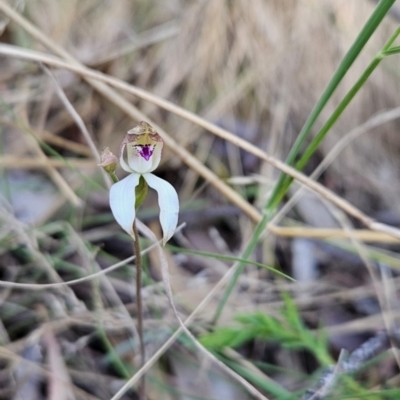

{"left": 132, "top": 220, "right": 146, "bottom": 400}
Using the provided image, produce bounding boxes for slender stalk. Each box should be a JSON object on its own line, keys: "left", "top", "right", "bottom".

{"left": 108, "top": 171, "right": 119, "bottom": 184}
{"left": 101, "top": 166, "right": 146, "bottom": 399}
{"left": 132, "top": 220, "right": 146, "bottom": 400}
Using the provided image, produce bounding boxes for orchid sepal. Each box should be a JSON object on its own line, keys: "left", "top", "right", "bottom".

{"left": 109, "top": 173, "right": 140, "bottom": 237}
{"left": 109, "top": 172, "right": 179, "bottom": 244}
{"left": 142, "top": 173, "right": 179, "bottom": 246}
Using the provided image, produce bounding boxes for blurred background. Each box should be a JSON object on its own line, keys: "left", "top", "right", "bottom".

{"left": 1, "top": 0, "right": 400, "bottom": 399}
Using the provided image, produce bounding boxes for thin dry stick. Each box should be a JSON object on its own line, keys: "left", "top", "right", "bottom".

{"left": 110, "top": 227, "right": 270, "bottom": 400}
{"left": 88, "top": 20, "right": 178, "bottom": 66}
{"left": 41, "top": 65, "right": 110, "bottom": 187}
{"left": 110, "top": 259, "right": 270, "bottom": 399}
{"left": 270, "top": 106, "right": 400, "bottom": 231}
{"left": 267, "top": 226, "right": 400, "bottom": 243}
{"left": 0, "top": 225, "right": 185, "bottom": 291}
{"left": 36, "top": 131, "right": 92, "bottom": 156}
{"left": 267, "top": 109, "right": 400, "bottom": 346}
{"left": 9, "top": 82, "right": 81, "bottom": 206}
{"left": 0, "top": 114, "right": 92, "bottom": 155}
{"left": 0, "top": 43, "right": 399, "bottom": 239}
{"left": 0, "top": 242, "right": 151, "bottom": 289}
{"left": 0, "top": 340, "right": 104, "bottom": 400}
{"left": 108, "top": 213, "right": 287, "bottom": 400}
{"left": 322, "top": 199, "right": 400, "bottom": 369}
{"left": 0, "top": 156, "right": 96, "bottom": 169}
{"left": 301, "top": 331, "right": 392, "bottom": 400}
{"left": 18, "top": 123, "right": 82, "bottom": 207}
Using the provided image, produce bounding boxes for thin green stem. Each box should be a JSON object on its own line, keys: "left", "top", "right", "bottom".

{"left": 132, "top": 220, "right": 146, "bottom": 400}
{"left": 266, "top": 0, "right": 397, "bottom": 212}
{"left": 108, "top": 171, "right": 119, "bottom": 184}
{"left": 382, "top": 25, "right": 400, "bottom": 50}
{"left": 97, "top": 326, "right": 131, "bottom": 379}
{"left": 382, "top": 46, "right": 400, "bottom": 56}
{"left": 211, "top": 209, "right": 272, "bottom": 325}
{"left": 273, "top": 25, "right": 400, "bottom": 209}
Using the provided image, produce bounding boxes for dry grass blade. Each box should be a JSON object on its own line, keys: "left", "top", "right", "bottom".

{"left": 105, "top": 240, "right": 267, "bottom": 397}
{"left": 41, "top": 65, "right": 110, "bottom": 186}
{"left": 111, "top": 226, "right": 270, "bottom": 400}
{"left": 18, "top": 123, "right": 82, "bottom": 207}
{"left": 45, "top": 331, "right": 76, "bottom": 400}
{"left": 1, "top": 1, "right": 400, "bottom": 398}
{"left": 1, "top": 44, "right": 400, "bottom": 240}
{"left": 87, "top": 20, "right": 179, "bottom": 66}
{"left": 267, "top": 226, "right": 400, "bottom": 243}
{"left": 0, "top": 255, "right": 136, "bottom": 289}
{"left": 0, "top": 156, "right": 96, "bottom": 169}
{"left": 41, "top": 66, "right": 100, "bottom": 162}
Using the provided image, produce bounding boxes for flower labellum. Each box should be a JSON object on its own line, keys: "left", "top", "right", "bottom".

{"left": 109, "top": 122, "right": 179, "bottom": 245}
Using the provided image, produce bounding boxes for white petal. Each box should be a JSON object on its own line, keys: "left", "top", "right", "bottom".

{"left": 119, "top": 143, "right": 134, "bottom": 173}
{"left": 143, "top": 173, "right": 179, "bottom": 245}
{"left": 109, "top": 173, "right": 140, "bottom": 236}
{"left": 149, "top": 141, "right": 163, "bottom": 171}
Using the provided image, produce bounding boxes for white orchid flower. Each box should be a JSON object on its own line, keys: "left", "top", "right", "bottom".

{"left": 109, "top": 122, "right": 179, "bottom": 245}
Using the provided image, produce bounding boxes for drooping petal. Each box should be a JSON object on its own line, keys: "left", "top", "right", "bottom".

{"left": 109, "top": 173, "right": 140, "bottom": 236}
{"left": 119, "top": 143, "right": 134, "bottom": 173}
{"left": 143, "top": 173, "right": 179, "bottom": 245}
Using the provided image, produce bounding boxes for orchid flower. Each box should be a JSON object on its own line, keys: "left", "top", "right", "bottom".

{"left": 108, "top": 122, "right": 179, "bottom": 245}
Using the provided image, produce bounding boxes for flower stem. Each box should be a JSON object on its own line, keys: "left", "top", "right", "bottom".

{"left": 101, "top": 164, "right": 146, "bottom": 399}
{"left": 132, "top": 219, "right": 146, "bottom": 400}
{"left": 108, "top": 171, "right": 119, "bottom": 184}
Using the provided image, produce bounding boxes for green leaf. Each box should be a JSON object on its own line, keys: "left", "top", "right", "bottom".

{"left": 200, "top": 326, "right": 255, "bottom": 350}
{"left": 135, "top": 175, "right": 148, "bottom": 209}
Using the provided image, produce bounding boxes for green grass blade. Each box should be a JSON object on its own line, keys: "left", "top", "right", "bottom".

{"left": 267, "top": 0, "right": 397, "bottom": 212}
{"left": 277, "top": 26, "right": 400, "bottom": 199}
{"left": 167, "top": 244, "right": 295, "bottom": 281}
{"left": 212, "top": 0, "right": 397, "bottom": 325}
{"left": 211, "top": 209, "right": 273, "bottom": 324}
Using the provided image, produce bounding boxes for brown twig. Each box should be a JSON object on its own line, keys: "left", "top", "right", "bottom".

{"left": 1, "top": 42, "right": 400, "bottom": 240}
{"left": 132, "top": 220, "right": 146, "bottom": 400}
{"left": 301, "top": 330, "right": 392, "bottom": 400}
